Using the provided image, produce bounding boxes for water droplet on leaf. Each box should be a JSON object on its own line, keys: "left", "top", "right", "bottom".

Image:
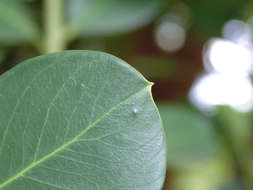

{"left": 133, "top": 108, "right": 138, "bottom": 114}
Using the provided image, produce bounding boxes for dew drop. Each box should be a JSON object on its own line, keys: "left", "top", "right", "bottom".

{"left": 81, "top": 83, "right": 85, "bottom": 88}
{"left": 133, "top": 108, "right": 138, "bottom": 114}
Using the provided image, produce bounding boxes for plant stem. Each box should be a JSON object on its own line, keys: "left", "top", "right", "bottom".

{"left": 44, "top": 0, "right": 65, "bottom": 53}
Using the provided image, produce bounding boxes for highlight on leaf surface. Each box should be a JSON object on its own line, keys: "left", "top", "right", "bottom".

{"left": 0, "top": 50, "right": 166, "bottom": 190}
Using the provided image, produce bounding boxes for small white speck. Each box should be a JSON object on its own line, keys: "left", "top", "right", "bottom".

{"left": 133, "top": 108, "right": 138, "bottom": 114}
{"left": 81, "top": 83, "right": 85, "bottom": 88}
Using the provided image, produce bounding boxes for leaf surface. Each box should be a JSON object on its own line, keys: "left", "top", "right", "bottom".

{"left": 0, "top": 51, "right": 166, "bottom": 190}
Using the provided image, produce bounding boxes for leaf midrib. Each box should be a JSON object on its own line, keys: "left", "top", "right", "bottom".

{"left": 0, "top": 84, "right": 151, "bottom": 189}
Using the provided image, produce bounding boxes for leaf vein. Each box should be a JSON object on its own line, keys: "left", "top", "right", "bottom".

{"left": 33, "top": 64, "right": 87, "bottom": 161}
{"left": 23, "top": 175, "right": 72, "bottom": 190}
{"left": 0, "top": 61, "right": 59, "bottom": 156}
{"left": 0, "top": 84, "right": 151, "bottom": 189}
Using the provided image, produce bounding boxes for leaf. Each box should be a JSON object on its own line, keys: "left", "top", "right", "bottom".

{"left": 66, "top": 0, "right": 164, "bottom": 36}
{"left": 214, "top": 106, "right": 252, "bottom": 147}
{"left": 171, "top": 157, "right": 234, "bottom": 190}
{"left": 0, "top": 51, "right": 166, "bottom": 190}
{"left": 158, "top": 103, "right": 217, "bottom": 168}
{"left": 0, "top": 47, "right": 5, "bottom": 64}
{"left": 188, "top": 0, "right": 248, "bottom": 37}
{"left": 0, "top": 0, "right": 39, "bottom": 45}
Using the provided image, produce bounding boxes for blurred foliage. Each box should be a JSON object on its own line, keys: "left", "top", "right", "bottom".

{"left": 0, "top": 0, "right": 39, "bottom": 45}
{"left": 0, "top": 47, "right": 4, "bottom": 64}
{"left": 132, "top": 56, "right": 179, "bottom": 80}
{"left": 158, "top": 103, "right": 218, "bottom": 168}
{"left": 184, "top": 0, "right": 253, "bottom": 38}
{"left": 215, "top": 107, "right": 252, "bottom": 152}
{"left": 214, "top": 107, "right": 253, "bottom": 189}
{"left": 66, "top": 0, "right": 166, "bottom": 37}
{"left": 171, "top": 154, "right": 235, "bottom": 190}
{"left": 160, "top": 104, "right": 253, "bottom": 189}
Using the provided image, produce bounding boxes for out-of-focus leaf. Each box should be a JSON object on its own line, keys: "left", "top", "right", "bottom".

{"left": 215, "top": 106, "right": 252, "bottom": 149}
{"left": 0, "top": 47, "right": 5, "bottom": 64}
{"left": 170, "top": 154, "right": 234, "bottom": 190}
{"left": 214, "top": 106, "right": 253, "bottom": 187}
{"left": 67, "top": 0, "right": 164, "bottom": 36}
{"left": 158, "top": 103, "right": 217, "bottom": 168}
{"left": 249, "top": 159, "right": 253, "bottom": 189}
{"left": 215, "top": 106, "right": 251, "bottom": 150}
{"left": 221, "top": 181, "right": 247, "bottom": 190}
{"left": 0, "top": 51, "right": 166, "bottom": 190}
{"left": 0, "top": 0, "right": 39, "bottom": 45}
{"left": 188, "top": 0, "right": 250, "bottom": 37}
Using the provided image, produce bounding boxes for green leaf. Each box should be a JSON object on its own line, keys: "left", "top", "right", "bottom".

{"left": 67, "top": 0, "right": 164, "bottom": 36}
{"left": 171, "top": 156, "right": 234, "bottom": 190}
{"left": 214, "top": 106, "right": 252, "bottom": 148}
{"left": 0, "top": 47, "right": 5, "bottom": 64}
{"left": 0, "top": 0, "right": 39, "bottom": 45}
{"left": 188, "top": 0, "right": 249, "bottom": 37}
{"left": 158, "top": 103, "right": 217, "bottom": 168}
{"left": 0, "top": 51, "right": 166, "bottom": 190}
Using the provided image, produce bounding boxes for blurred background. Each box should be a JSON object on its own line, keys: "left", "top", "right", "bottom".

{"left": 1, "top": 0, "right": 253, "bottom": 189}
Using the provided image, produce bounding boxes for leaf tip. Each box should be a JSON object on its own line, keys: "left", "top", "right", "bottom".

{"left": 147, "top": 81, "right": 154, "bottom": 86}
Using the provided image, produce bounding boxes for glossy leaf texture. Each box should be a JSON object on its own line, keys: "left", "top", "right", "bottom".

{"left": 0, "top": 51, "right": 166, "bottom": 190}
{"left": 66, "top": 0, "right": 164, "bottom": 36}
{"left": 0, "top": 0, "right": 39, "bottom": 45}
{"left": 158, "top": 103, "right": 218, "bottom": 168}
